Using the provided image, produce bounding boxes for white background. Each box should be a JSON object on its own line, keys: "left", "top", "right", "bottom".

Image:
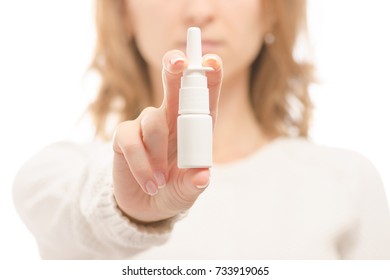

{"left": 0, "top": 0, "right": 389, "bottom": 261}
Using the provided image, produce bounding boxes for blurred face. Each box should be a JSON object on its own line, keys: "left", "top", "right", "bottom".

{"left": 124, "top": 0, "right": 269, "bottom": 82}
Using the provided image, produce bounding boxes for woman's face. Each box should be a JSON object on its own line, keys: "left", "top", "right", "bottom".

{"left": 125, "top": 0, "right": 268, "bottom": 82}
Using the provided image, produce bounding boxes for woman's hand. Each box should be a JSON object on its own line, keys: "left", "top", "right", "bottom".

{"left": 112, "top": 50, "right": 223, "bottom": 223}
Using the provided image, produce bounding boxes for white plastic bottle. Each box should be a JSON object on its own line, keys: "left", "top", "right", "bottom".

{"left": 177, "top": 27, "right": 213, "bottom": 168}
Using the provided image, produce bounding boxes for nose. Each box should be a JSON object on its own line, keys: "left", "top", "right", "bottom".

{"left": 182, "top": 0, "right": 216, "bottom": 28}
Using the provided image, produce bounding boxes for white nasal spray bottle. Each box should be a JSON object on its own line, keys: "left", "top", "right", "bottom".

{"left": 178, "top": 27, "right": 213, "bottom": 168}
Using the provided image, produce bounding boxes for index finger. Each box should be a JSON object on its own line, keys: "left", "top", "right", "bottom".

{"left": 162, "top": 50, "right": 188, "bottom": 127}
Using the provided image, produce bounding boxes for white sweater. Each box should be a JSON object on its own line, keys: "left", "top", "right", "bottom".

{"left": 13, "top": 137, "right": 390, "bottom": 259}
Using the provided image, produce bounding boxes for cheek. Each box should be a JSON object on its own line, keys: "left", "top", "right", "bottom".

{"left": 239, "top": 28, "right": 264, "bottom": 63}
{"left": 224, "top": 14, "right": 264, "bottom": 77}
{"left": 134, "top": 31, "right": 165, "bottom": 70}
{"left": 238, "top": 2, "right": 264, "bottom": 51}
{"left": 127, "top": 3, "right": 175, "bottom": 71}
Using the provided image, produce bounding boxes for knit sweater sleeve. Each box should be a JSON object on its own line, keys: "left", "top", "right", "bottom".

{"left": 339, "top": 154, "right": 390, "bottom": 259}
{"left": 12, "top": 141, "right": 173, "bottom": 259}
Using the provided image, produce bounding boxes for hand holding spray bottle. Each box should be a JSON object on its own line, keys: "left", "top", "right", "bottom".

{"left": 111, "top": 27, "right": 219, "bottom": 223}
{"left": 178, "top": 27, "right": 213, "bottom": 168}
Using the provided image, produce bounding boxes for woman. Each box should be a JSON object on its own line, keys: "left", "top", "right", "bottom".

{"left": 13, "top": 0, "right": 390, "bottom": 259}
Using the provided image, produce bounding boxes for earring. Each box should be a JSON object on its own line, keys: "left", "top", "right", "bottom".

{"left": 264, "top": 33, "right": 275, "bottom": 45}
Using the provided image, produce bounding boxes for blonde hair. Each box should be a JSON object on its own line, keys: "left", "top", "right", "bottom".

{"left": 89, "top": 0, "right": 314, "bottom": 139}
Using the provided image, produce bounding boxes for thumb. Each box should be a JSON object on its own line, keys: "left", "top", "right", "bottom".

{"left": 174, "top": 168, "right": 210, "bottom": 208}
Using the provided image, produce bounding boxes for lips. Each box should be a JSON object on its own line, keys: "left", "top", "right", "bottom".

{"left": 178, "top": 40, "right": 222, "bottom": 54}
{"left": 200, "top": 41, "right": 222, "bottom": 54}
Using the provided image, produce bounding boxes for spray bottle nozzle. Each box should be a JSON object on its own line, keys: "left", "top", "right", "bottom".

{"left": 187, "top": 27, "right": 202, "bottom": 69}
{"left": 185, "top": 27, "right": 213, "bottom": 72}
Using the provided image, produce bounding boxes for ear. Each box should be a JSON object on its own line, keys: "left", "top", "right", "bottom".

{"left": 121, "top": 0, "right": 133, "bottom": 38}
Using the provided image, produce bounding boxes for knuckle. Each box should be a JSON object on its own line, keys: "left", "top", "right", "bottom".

{"left": 114, "top": 120, "right": 132, "bottom": 135}
{"left": 113, "top": 120, "right": 142, "bottom": 154}
{"left": 139, "top": 106, "right": 158, "bottom": 119}
{"left": 113, "top": 121, "right": 131, "bottom": 152}
{"left": 143, "top": 122, "right": 168, "bottom": 141}
{"left": 141, "top": 111, "right": 168, "bottom": 141}
{"left": 121, "top": 141, "right": 141, "bottom": 155}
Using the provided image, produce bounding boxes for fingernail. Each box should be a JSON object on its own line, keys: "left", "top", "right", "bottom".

{"left": 170, "top": 55, "right": 185, "bottom": 65}
{"left": 203, "top": 54, "right": 221, "bottom": 69}
{"left": 204, "top": 54, "right": 219, "bottom": 62}
{"left": 196, "top": 177, "right": 210, "bottom": 189}
{"left": 145, "top": 180, "right": 158, "bottom": 196}
{"left": 154, "top": 172, "right": 166, "bottom": 189}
